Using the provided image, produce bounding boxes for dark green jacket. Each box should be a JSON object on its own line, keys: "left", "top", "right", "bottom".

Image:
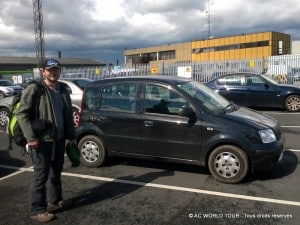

{"left": 15, "top": 81, "right": 76, "bottom": 142}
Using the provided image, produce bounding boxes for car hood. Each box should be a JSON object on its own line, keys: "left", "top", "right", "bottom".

{"left": 277, "top": 83, "right": 300, "bottom": 90}
{"left": 225, "top": 106, "right": 279, "bottom": 129}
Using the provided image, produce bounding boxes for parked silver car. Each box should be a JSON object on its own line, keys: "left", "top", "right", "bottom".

{"left": 0, "top": 80, "right": 24, "bottom": 99}
{"left": 59, "top": 78, "right": 93, "bottom": 125}
{"left": 0, "top": 86, "right": 14, "bottom": 99}
{"left": 0, "top": 95, "right": 13, "bottom": 131}
{"left": 0, "top": 79, "right": 23, "bottom": 98}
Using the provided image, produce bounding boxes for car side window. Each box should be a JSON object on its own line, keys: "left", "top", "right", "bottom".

{"left": 217, "top": 75, "right": 243, "bottom": 86}
{"left": 82, "top": 87, "right": 101, "bottom": 110}
{"left": 73, "top": 80, "right": 89, "bottom": 90}
{"left": 246, "top": 76, "right": 265, "bottom": 86}
{"left": 101, "top": 83, "right": 137, "bottom": 113}
{"left": 144, "top": 84, "right": 188, "bottom": 116}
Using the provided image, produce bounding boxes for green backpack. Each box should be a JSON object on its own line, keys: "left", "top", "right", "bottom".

{"left": 8, "top": 81, "right": 44, "bottom": 150}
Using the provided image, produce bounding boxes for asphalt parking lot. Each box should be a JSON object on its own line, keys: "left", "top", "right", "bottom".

{"left": 0, "top": 110, "right": 299, "bottom": 225}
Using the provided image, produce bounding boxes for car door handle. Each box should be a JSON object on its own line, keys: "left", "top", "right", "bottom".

{"left": 89, "top": 115, "right": 109, "bottom": 122}
{"left": 144, "top": 120, "right": 154, "bottom": 127}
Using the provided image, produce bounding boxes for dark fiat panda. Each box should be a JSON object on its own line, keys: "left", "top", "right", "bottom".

{"left": 76, "top": 76, "right": 284, "bottom": 183}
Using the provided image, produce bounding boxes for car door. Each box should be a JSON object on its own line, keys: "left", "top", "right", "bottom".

{"left": 139, "top": 83, "right": 202, "bottom": 160}
{"left": 84, "top": 82, "right": 141, "bottom": 154}
{"left": 244, "top": 74, "right": 276, "bottom": 107}
{"left": 214, "top": 74, "right": 247, "bottom": 105}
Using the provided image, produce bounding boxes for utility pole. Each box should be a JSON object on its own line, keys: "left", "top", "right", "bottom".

{"left": 206, "top": 0, "right": 212, "bottom": 39}
{"left": 32, "top": 0, "right": 45, "bottom": 72}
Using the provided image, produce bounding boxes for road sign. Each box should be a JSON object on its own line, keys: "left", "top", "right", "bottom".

{"left": 151, "top": 65, "right": 158, "bottom": 74}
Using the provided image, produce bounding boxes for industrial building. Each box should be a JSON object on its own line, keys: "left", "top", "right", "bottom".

{"left": 124, "top": 31, "right": 291, "bottom": 65}
{"left": 0, "top": 56, "right": 105, "bottom": 75}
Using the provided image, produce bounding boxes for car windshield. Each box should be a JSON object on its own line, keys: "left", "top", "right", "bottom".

{"left": 0, "top": 80, "right": 14, "bottom": 86}
{"left": 177, "top": 81, "right": 230, "bottom": 113}
{"left": 261, "top": 74, "right": 278, "bottom": 84}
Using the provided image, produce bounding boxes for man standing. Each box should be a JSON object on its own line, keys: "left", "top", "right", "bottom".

{"left": 16, "top": 58, "right": 77, "bottom": 222}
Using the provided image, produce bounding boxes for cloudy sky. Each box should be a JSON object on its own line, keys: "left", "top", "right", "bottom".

{"left": 1, "top": 0, "right": 300, "bottom": 64}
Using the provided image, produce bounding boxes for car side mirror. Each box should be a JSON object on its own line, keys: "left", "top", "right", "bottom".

{"left": 178, "top": 106, "right": 197, "bottom": 123}
{"left": 264, "top": 83, "right": 269, "bottom": 89}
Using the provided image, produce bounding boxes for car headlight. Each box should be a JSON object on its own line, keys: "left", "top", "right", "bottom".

{"left": 258, "top": 129, "right": 276, "bottom": 143}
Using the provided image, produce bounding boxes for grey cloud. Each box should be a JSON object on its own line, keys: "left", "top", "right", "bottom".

{"left": 0, "top": 0, "right": 299, "bottom": 64}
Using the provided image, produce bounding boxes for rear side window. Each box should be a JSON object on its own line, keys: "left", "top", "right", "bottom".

{"left": 101, "top": 83, "right": 137, "bottom": 112}
{"left": 217, "top": 75, "right": 243, "bottom": 86}
{"left": 83, "top": 83, "right": 137, "bottom": 113}
{"left": 73, "top": 79, "right": 92, "bottom": 90}
{"left": 82, "top": 87, "right": 101, "bottom": 110}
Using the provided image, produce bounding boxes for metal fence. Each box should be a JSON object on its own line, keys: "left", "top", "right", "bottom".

{"left": 60, "top": 58, "right": 266, "bottom": 83}
{"left": 2, "top": 55, "right": 300, "bottom": 85}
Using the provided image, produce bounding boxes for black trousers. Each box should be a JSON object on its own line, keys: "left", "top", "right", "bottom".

{"left": 30, "top": 139, "right": 65, "bottom": 215}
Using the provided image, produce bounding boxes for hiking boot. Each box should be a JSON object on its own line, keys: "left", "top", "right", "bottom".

{"left": 31, "top": 212, "right": 55, "bottom": 222}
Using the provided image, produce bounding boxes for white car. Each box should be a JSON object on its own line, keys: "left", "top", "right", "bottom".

{"left": 0, "top": 80, "right": 24, "bottom": 98}
{"left": 0, "top": 78, "right": 92, "bottom": 131}
{"left": 0, "top": 95, "right": 13, "bottom": 132}
{"left": 0, "top": 86, "right": 14, "bottom": 99}
{"left": 59, "top": 78, "right": 93, "bottom": 126}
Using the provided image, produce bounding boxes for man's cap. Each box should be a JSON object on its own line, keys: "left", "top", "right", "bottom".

{"left": 43, "top": 58, "right": 61, "bottom": 69}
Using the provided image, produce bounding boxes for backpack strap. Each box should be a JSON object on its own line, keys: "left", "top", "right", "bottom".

{"left": 31, "top": 81, "right": 45, "bottom": 119}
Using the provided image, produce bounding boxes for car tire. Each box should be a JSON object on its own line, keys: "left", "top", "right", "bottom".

{"left": 284, "top": 95, "right": 300, "bottom": 112}
{"left": 0, "top": 107, "right": 10, "bottom": 132}
{"left": 78, "top": 135, "right": 106, "bottom": 167}
{"left": 208, "top": 145, "right": 249, "bottom": 184}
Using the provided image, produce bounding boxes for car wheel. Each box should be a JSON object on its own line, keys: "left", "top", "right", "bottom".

{"left": 208, "top": 145, "right": 249, "bottom": 184}
{"left": 0, "top": 107, "right": 10, "bottom": 132}
{"left": 72, "top": 108, "right": 79, "bottom": 127}
{"left": 284, "top": 95, "right": 300, "bottom": 112}
{"left": 78, "top": 135, "right": 106, "bottom": 167}
{"left": 0, "top": 92, "right": 5, "bottom": 99}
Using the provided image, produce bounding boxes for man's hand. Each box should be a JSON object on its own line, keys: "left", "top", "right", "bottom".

{"left": 27, "top": 140, "right": 39, "bottom": 149}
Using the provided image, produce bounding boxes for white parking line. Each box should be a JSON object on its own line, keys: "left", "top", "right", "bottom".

{"left": 287, "top": 149, "right": 300, "bottom": 152}
{"left": 264, "top": 112, "right": 300, "bottom": 115}
{"left": 281, "top": 126, "right": 300, "bottom": 128}
{"left": 0, "top": 164, "right": 300, "bottom": 207}
{"left": 0, "top": 165, "right": 33, "bottom": 181}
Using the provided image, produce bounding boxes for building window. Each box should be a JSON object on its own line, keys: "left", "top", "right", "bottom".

{"left": 192, "top": 40, "right": 270, "bottom": 54}
{"left": 159, "top": 50, "right": 175, "bottom": 60}
{"left": 127, "top": 54, "right": 142, "bottom": 64}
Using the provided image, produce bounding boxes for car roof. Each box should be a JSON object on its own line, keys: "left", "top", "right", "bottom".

{"left": 86, "top": 75, "right": 192, "bottom": 87}
{"left": 60, "top": 78, "right": 93, "bottom": 81}
{"left": 208, "top": 72, "right": 262, "bottom": 82}
{"left": 218, "top": 72, "right": 260, "bottom": 77}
